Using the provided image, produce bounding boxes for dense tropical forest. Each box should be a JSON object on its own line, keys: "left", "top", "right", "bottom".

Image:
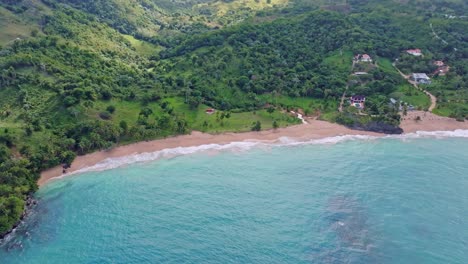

{"left": 0, "top": 0, "right": 467, "bottom": 235}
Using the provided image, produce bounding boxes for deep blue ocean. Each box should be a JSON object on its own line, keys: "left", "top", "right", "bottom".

{"left": 1, "top": 134, "right": 468, "bottom": 263}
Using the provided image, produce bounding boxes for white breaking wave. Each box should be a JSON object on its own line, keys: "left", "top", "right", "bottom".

{"left": 399, "top": 129, "right": 468, "bottom": 139}
{"left": 57, "top": 129, "right": 468, "bottom": 178}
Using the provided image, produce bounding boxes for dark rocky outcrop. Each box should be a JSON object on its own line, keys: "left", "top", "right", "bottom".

{"left": 0, "top": 196, "right": 37, "bottom": 240}
{"left": 348, "top": 121, "right": 404, "bottom": 134}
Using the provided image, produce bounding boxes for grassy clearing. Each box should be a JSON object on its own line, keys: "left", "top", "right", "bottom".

{"left": 259, "top": 94, "right": 339, "bottom": 115}
{"left": 432, "top": 107, "right": 452, "bottom": 117}
{"left": 0, "top": 0, "right": 52, "bottom": 46}
{"left": 377, "top": 57, "right": 398, "bottom": 74}
{"left": 87, "top": 100, "right": 148, "bottom": 125}
{"left": 192, "top": 109, "right": 299, "bottom": 133}
{"left": 433, "top": 101, "right": 468, "bottom": 118}
{"left": 390, "top": 84, "right": 431, "bottom": 110}
{"left": 0, "top": 93, "right": 300, "bottom": 152}
{"left": 86, "top": 97, "right": 300, "bottom": 134}
{"left": 323, "top": 50, "right": 353, "bottom": 72}
{"left": 0, "top": 121, "right": 22, "bottom": 129}
{"left": 0, "top": 122, "right": 25, "bottom": 148}
{"left": 122, "top": 34, "right": 162, "bottom": 56}
{"left": 319, "top": 111, "right": 340, "bottom": 122}
{"left": 0, "top": 7, "right": 38, "bottom": 45}
{"left": 0, "top": 119, "right": 59, "bottom": 154}
{"left": 426, "top": 78, "right": 468, "bottom": 117}
{"left": 165, "top": 97, "right": 300, "bottom": 133}
{"left": 197, "top": 0, "right": 289, "bottom": 17}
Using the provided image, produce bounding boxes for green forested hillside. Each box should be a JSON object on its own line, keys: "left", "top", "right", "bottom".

{"left": 0, "top": 0, "right": 467, "bottom": 235}
{"left": 160, "top": 12, "right": 359, "bottom": 106}
{"left": 41, "top": 0, "right": 290, "bottom": 42}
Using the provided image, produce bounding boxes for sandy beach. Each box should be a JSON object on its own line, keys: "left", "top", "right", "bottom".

{"left": 400, "top": 111, "right": 468, "bottom": 133}
{"left": 39, "top": 113, "right": 468, "bottom": 187}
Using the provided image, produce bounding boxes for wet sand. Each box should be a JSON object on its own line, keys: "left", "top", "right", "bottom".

{"left": 39, "top": 115, "right": 468, "bottom": 187}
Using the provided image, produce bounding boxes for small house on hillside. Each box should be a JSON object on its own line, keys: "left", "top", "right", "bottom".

{"left": 350, "top": 95, "right": 366, "bottom": 109}
{"left": 412, "top": 73, "right": 431, "bottom": 84}
{"left": 434, "top": 61, "right": 444, "bottom": 67}
{"left": 354, "top": 54, "right": 372, "bottom": 62}
{"left": 406, "top": 49, "right": 422, "bottom": 56}
{"left": 205, "top": 108, "right": 215, "bottom": 115}
{"left": 361, "top": 54, "right": 372, "bottom": 62}
{"left": 354, "top": 72, "right": 368, "bottom": 75}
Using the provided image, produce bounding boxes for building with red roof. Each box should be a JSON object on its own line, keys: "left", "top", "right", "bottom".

{"left": 406, "top": 49, "right": 422, "bottom": 56}
{"left": 361, "top": 54, "right": 372, "bottom": 62}
{"left": 205, "top": 108, "right": 215, "bottom": 115}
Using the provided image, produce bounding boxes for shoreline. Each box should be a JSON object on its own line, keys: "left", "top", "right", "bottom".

{"left": 39, "top": 112, "right": 468, "bottom": 187}
{"left": 0, "top": 196, "right": 37, "bottom": 241}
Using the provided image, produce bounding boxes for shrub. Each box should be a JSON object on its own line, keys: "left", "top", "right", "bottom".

{"left": 119, "top": 120, "right": 128, "bottom": 131}
{"left": 251, "top": 121, "right": 261, "bottom": 131}
{"left": 106, "top": 105, "right": 116, "bottom": 114}
{"left": 273, "top": 121, "right": 279, "bottom": 129}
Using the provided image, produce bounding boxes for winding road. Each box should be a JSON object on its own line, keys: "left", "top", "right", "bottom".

{"left": 392, "top": 62, "right": 437, "bottom": 112}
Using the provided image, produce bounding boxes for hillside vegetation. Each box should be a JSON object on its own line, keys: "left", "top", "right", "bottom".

{"left": 0, "top": 0, "right": 467, "bottom": 235}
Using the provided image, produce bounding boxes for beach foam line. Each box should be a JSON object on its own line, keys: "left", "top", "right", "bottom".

{"left": 402, "top": 129, "right": 468, "bottom": 138}
{"left": 54, "top": 142, "right": 262, "bottom": 179}
{"left": 46, "top": 130, "right": 468, "bottom": 180}
{"left": 49, "top": 135, "right": 377, "bottom": 180}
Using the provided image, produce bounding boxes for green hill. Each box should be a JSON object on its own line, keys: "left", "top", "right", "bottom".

{"left": 0, "top": 0, "right": 467, "bottom": 236}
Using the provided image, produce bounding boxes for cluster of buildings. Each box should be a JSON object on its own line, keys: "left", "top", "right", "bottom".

{"left": 347, "top": 49, "right": 449, "bottom": 110}
{"left": 405, "top": 49, "right": 450, "bottom": 84}
{"left": 349, "top": 54, "right": 372, "bottom": 109}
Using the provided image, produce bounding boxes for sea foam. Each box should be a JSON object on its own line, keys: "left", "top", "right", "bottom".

{"left": 57, "top": 130, "right": 468, "bottom": 177}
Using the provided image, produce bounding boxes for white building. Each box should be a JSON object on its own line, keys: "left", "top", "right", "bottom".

{"left": 406, "top": 49, "right": 422, "bottom": 56}
{"left": 412, "top": 73, "right": 431, "bottom": 84}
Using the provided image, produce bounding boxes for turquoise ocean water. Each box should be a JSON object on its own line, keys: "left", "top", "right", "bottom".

{"left": 1, "top": 133, "right": 468, "bottom": 263}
